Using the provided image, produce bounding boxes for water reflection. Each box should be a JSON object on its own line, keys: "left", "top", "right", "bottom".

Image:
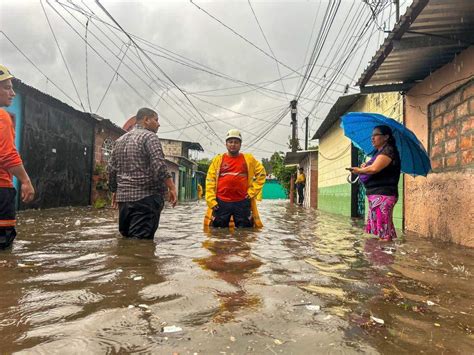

{"left": 195, "top": 230, "right": 262, "bottom": 322}
{"left": 0, "top": 201, "right": 472, "bottom": 353}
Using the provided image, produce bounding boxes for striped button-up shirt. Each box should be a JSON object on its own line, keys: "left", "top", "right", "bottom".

{"left": 108, "top": 126, "right": 171, "bottom": 202}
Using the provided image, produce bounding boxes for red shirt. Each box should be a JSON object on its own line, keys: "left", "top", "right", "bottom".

{"left": 0, "top": 109, "right": 22, "bottom": 188}
{"left": 216, "top": 153, "right": 248, "bottom": 202}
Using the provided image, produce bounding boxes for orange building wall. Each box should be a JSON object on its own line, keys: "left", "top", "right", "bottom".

{"left": 404, "top": 46, "right": 474, "bottom": 247}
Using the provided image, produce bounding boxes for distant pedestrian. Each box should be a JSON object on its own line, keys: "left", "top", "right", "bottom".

{"left": 295, "top": 167, "right": 306, "bottom": 205}
{"left": 0, "top": 64, "right": 35, "bottom": 249}
{"left": 108, "top": 107, "right": 177, "bottom": 239}
{"left": 349, "top": 125, "right": 401, "bottom": 241}
{"left": 204, "top": 129, "right": 266, "bottom": 229}
{"left": 197, "top": 183, "right": 203, "bottom": 200}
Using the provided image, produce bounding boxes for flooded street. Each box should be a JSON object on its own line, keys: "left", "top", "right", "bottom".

{"left": 1, "top": 200, "right": 473, "bottom": 354}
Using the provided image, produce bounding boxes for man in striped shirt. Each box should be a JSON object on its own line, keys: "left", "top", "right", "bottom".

{"left": 0, "top": 64, "right": 35, "bottom": 249}
{"left": 108, "top": 107, "right": 177, "bottom": 239}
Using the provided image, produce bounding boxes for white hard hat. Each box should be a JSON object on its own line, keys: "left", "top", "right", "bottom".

{"left": 226, "top": 129, "right": 242, "bottom": 141}
{"left": 0, "top": 64, "right": 14, "bottom": 82}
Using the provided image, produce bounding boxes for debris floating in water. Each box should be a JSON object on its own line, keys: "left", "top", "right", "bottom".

{"left": 133, "top": 276, "right": 143, "bottom": 281}
{"left": 426, "top": 300, "right": 435, "bottom": 306}
{"left": 74, "top": 220, "right": 81, "bottom": 226}
{"left": 370, "top": 316, "right": 385, "bottom": 325}
{"left": 305, "top": 304, "right": 321, "bottom": 312}
{"left": 162, "top": 325, "right": 183, "bottom": 333}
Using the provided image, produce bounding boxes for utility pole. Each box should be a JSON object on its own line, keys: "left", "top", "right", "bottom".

{"left": 394, "top": 0, "right": 400, "bottom": 22}
{"left": 290, "top": 100, "right": 298, "bottom": 152}
{"left": 289, "top": 100, "right": 298, "bottom": 205}
{"left": 304, "top": 116, "right": 309, "bottom": 150}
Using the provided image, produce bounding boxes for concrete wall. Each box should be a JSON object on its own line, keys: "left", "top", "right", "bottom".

{"left": 161, "top": 139, "right": 183, "bottom": 157}
{"left": 405, "top": 46, "right": 474, "bottom": 247}
{"left": 318, "top": 122, "right": 352, "bottom": 216}
{"left": 299, "top": 151, "right": 318, "bottom": 208}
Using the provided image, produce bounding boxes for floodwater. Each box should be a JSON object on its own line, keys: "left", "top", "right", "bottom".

{"left": 1, "top": 200, "right": 473, "bottom": 354}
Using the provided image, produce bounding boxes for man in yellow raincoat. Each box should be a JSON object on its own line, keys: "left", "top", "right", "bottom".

{"left": 204, "top": 129, "right": 266, "bottom": 229}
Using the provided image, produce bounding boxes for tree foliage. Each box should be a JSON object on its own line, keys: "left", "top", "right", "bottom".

{"left": 261, "top": 157, "right": 272, "bottom": 175}
{"left": 269, "top": 152, "right": 296, "bottom": 195}
{"left": 197, "top": 158, "right": 211, "bottom": 174}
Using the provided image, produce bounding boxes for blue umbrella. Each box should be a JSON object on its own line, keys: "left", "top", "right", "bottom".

{"left": 340, "top": 112, "right": 431, "bottom": 176}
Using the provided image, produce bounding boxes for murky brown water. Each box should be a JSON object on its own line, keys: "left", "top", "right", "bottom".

{"left": 1, "top": 200, "right": 473, "bottom": 354}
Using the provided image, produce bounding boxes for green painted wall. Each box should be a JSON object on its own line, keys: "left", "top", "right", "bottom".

{"left": 318, "top": 183, "right": 352, "bottom": 217}
{"left": 262, "top": 179, "right": 287, "bottom": 199}
{"left": 320, "top": 181, "right": 403, "bottom": 229}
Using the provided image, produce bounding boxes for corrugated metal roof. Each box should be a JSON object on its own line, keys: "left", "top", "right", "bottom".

{"left": 12, "top": 78, "right": 93, "bottom": 122}
{"left": 357, "top": 0, "right": 474, "bottom": 88}
{"left": 312, "top": 93, "right": 362, "bottom": 139}
{"left": 284, "top": 150, "right": 317, "bottom": 165}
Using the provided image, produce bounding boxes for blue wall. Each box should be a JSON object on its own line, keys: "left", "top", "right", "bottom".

{"left": 8, "top": 94, "right": 23, "bottom": 192}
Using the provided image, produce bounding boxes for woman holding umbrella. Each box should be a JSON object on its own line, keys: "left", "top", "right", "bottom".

{"left": 349, "top": 125, "right": 401, "bottom": 241}
{"left": 342, "top": 112, "right": 431, "bottom": 242}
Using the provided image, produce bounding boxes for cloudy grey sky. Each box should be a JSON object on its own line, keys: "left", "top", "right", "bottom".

{"left": 1, "top": 0, "right": 409, "bottom": 159}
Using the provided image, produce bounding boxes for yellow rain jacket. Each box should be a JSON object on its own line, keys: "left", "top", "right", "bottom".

{"left": 204, "top": 153, "right": 266, "bottom": 228}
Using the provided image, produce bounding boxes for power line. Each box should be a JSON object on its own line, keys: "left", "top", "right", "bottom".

{"left": 39, "top": 0, "right": 85, "bottom": 111}
{"left": 51, "top": 1, "right": 208, "bottom": 143}
{"left": 61, "top": 1, "right": 214, "bottom": 143}
{"left": 85, "top": 16, "right": 93, "bottom": 112}
{"left": 95, "top": 40, "right": 131, "bottom": 113}
{"left": 95, "top": 0, "right": 224, "bottom": 142}
{"left": 1, "top": 31, "right": 82, "bottom": 107}
{"left": 189, "top": 0, "right": 353, "bottom": 98}
{"left": 248, "top": 0, "right": 288, "bottom": 100}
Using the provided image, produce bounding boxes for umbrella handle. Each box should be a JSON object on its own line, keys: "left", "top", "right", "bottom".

{"left": 346, "top": 174, "right": 360, "bottom": 184}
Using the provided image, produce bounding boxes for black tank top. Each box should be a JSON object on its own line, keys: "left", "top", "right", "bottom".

{"left": 363, "top": 144, "right": 401, "bottom": 197}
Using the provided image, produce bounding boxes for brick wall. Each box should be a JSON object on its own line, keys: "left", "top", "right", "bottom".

{"left": 429, "top": 79, "right": 474, "bottom": 172}
{"left": 91, "top": 123, "right": 124, "bottom": 205}
{"left": 94, "top": 125, "right": 124, "bottom": 165}
{"left": 404, "top": 47, "right": 474, "bottom": 247}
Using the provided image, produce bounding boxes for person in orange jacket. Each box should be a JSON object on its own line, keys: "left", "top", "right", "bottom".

{"left": 0, "top": 64, "right": 35, "bottom": 249}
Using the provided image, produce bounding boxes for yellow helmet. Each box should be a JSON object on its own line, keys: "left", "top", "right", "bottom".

{"left": 0, "top": 64, "right": 14, "bottom": 82}
{"left": 226, "top": 129, "right": 242, "bottom": 141}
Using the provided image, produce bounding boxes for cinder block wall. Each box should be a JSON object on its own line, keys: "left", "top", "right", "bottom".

{"left": 405, "top": 46, "right": 474, "bottom": 247}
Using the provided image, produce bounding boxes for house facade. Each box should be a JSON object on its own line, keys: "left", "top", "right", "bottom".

{"left": 313, "top": 93, "right": 404, "bottom": 228}
{"left": 403, "top": 49, "right": 473, "bottom": 247}
{"left": 357, "top": 0, "right": 473, "bottom": 246}
{"left": 91, "top": 114, "right": 125, "bottom": 206}
{"left": 284, "top": 150, "right": 318, "bottom": 208}
{"left": 11, "top": 79, "right": 95, "bottom": 210}
{"left": 160, "top": 138, "right": 204, "bottom": 201}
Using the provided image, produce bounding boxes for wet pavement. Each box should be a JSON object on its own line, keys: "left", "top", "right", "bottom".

{"left": 1, "top": 200, "right": 473, "bottom": 354}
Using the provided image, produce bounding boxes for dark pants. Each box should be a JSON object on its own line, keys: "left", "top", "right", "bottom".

{"left": 212, "top": 198, "right": 253, "bottom": 228}
{"left": 296, "top": 183, "right": 305, "bottom": 205}
{"left": 0, "top": 188, "right": 17, "bottom": 249}
{"left": 118, "top": 194, "right": 164, "bottom": 239}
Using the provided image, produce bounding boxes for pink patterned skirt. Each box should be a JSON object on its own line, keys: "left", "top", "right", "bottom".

{"left": 365, "top": 195, "right": 398, "bottom": 241}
